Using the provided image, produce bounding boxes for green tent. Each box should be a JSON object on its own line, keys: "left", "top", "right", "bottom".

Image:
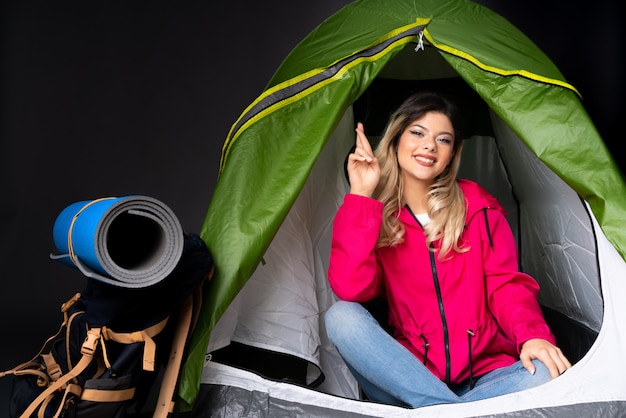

{"left": 178, "top": 0, "right": 626, "bottom": 415}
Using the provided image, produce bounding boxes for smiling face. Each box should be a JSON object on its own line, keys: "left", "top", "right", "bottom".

{"left": 397, "top": 111, "right": 455, "bottom": 189}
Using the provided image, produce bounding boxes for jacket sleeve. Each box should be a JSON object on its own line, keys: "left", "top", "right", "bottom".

{"left": 327, "top": 194, "right": 384, "bottom": 302}
{"left": 482, "top": 208, "right": 556, "bottom": 351}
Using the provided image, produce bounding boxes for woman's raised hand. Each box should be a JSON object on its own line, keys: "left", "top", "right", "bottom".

{"left": 347, "top": 122, "right": 380, "bottom": 197}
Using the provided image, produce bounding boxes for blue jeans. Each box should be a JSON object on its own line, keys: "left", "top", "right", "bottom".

{"left": 325, "top": 301, "right": 552, "bottom": 408}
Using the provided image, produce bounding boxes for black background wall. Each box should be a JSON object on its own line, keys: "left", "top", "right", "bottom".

{"left": 1, "top": 0, "right": 623, "bottom": 414}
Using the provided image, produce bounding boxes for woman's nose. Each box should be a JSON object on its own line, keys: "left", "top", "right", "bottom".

{"left": 422, "top": 136, "right": 436, "bottom": 150}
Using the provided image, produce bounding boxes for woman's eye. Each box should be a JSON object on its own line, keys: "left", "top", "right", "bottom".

{"left": 410, "top": 130, "right": 423, "bottom": 137}
{"left": 437, "top": 137, "right": 452, "bottom": 144}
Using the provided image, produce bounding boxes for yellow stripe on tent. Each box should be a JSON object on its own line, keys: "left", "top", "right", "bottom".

{"left": 422, "top": 28, "right": 580, "bottom": 97}
{"left": 219, "top": 21, "right": 427, "bottom": 173}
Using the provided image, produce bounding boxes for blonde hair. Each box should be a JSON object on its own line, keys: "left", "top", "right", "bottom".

{"left": 372, "top": 92, "right": 467, "bottom": 260}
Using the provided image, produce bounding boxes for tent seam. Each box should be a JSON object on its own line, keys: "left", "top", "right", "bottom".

{"left": 422, "top": 28, "right": 581, "bottom": 97}
{"left": 219, "top": 21, "right": 428, "bottom": 173}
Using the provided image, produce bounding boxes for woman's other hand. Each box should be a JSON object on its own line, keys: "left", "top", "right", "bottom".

{"left": 520, "top": 338, "right": 572, "bottom": 379}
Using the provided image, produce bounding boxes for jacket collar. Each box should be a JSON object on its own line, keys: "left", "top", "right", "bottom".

{"left": 398, "top": 179, "right": 505, "bottom": 226}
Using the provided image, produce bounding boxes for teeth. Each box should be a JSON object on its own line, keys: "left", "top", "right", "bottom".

{"left": 416, "top": 156, "right": 434, "bottom": 163}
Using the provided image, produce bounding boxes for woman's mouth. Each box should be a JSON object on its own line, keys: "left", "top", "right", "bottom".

{"left": 415, "top": 155, "right": 435, "bottom": 165}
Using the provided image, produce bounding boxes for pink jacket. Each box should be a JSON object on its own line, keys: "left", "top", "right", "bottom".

{"left": 328, "top": 179, "right": 555, "bottom": 384}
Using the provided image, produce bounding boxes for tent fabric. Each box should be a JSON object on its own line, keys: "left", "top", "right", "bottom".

{"left": 482, "top": 114, "right": 603, "bottom": 333}
{"left": 205, "top": 111, "right": 360, "bottom": 397}
{"left": 177, "top": 0, "right": 626, "bottom": 414}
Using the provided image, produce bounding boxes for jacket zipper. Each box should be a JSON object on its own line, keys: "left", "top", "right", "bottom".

{"left": 405, "top": 205, "right": 451, "bottom": 383}
{"left": 429, "top": 246, "right": 451, "bottom": 384}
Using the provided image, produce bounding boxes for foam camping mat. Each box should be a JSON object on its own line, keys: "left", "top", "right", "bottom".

{"left": 51, "top": 195, "right": 184, "bottom": 288}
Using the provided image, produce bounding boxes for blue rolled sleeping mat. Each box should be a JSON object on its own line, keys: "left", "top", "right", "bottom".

{"left": 51, "top": 195, "right": 185, "bottom": 289}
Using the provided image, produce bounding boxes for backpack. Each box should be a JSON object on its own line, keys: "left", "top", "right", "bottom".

{"left": 1, "top": 232, "right": 213, "bottom": 418}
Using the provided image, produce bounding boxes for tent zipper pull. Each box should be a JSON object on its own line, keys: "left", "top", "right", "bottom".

{"left": 415, "top": 31, "right": 425, "bottom": 51}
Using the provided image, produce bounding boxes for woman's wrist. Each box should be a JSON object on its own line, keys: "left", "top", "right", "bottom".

{"left": 349, "top": 188, "right": 374, "bottom": 198}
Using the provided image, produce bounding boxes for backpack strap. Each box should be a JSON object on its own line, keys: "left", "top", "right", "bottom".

{"left": 20, "top": 327, "right": 102, "bottom": 418}
{"left": 41, "top": 353, "right": 63, "bottom": 382}
{"left": 20, "top": 314, "right": 169, "bottom": 418}
{"left": 39, "top": 389, "right": 61, "bottom": 418}
{"left": 153, "top": 293, "right": 194, "bottom": 417}
{"left": 50, "top": 383, "right": 83, "bottom": 417}
{"left": 0, "top": 294, "right": 83, "bottom": 385}
{"left": 101, "top": 316, "right": 169, "bottom": 372}
{"left": 153, "top": 267, "right": 210, "bottom": 418}
{"left": 80, "top": 385, "right": 135, "bottom": 402}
